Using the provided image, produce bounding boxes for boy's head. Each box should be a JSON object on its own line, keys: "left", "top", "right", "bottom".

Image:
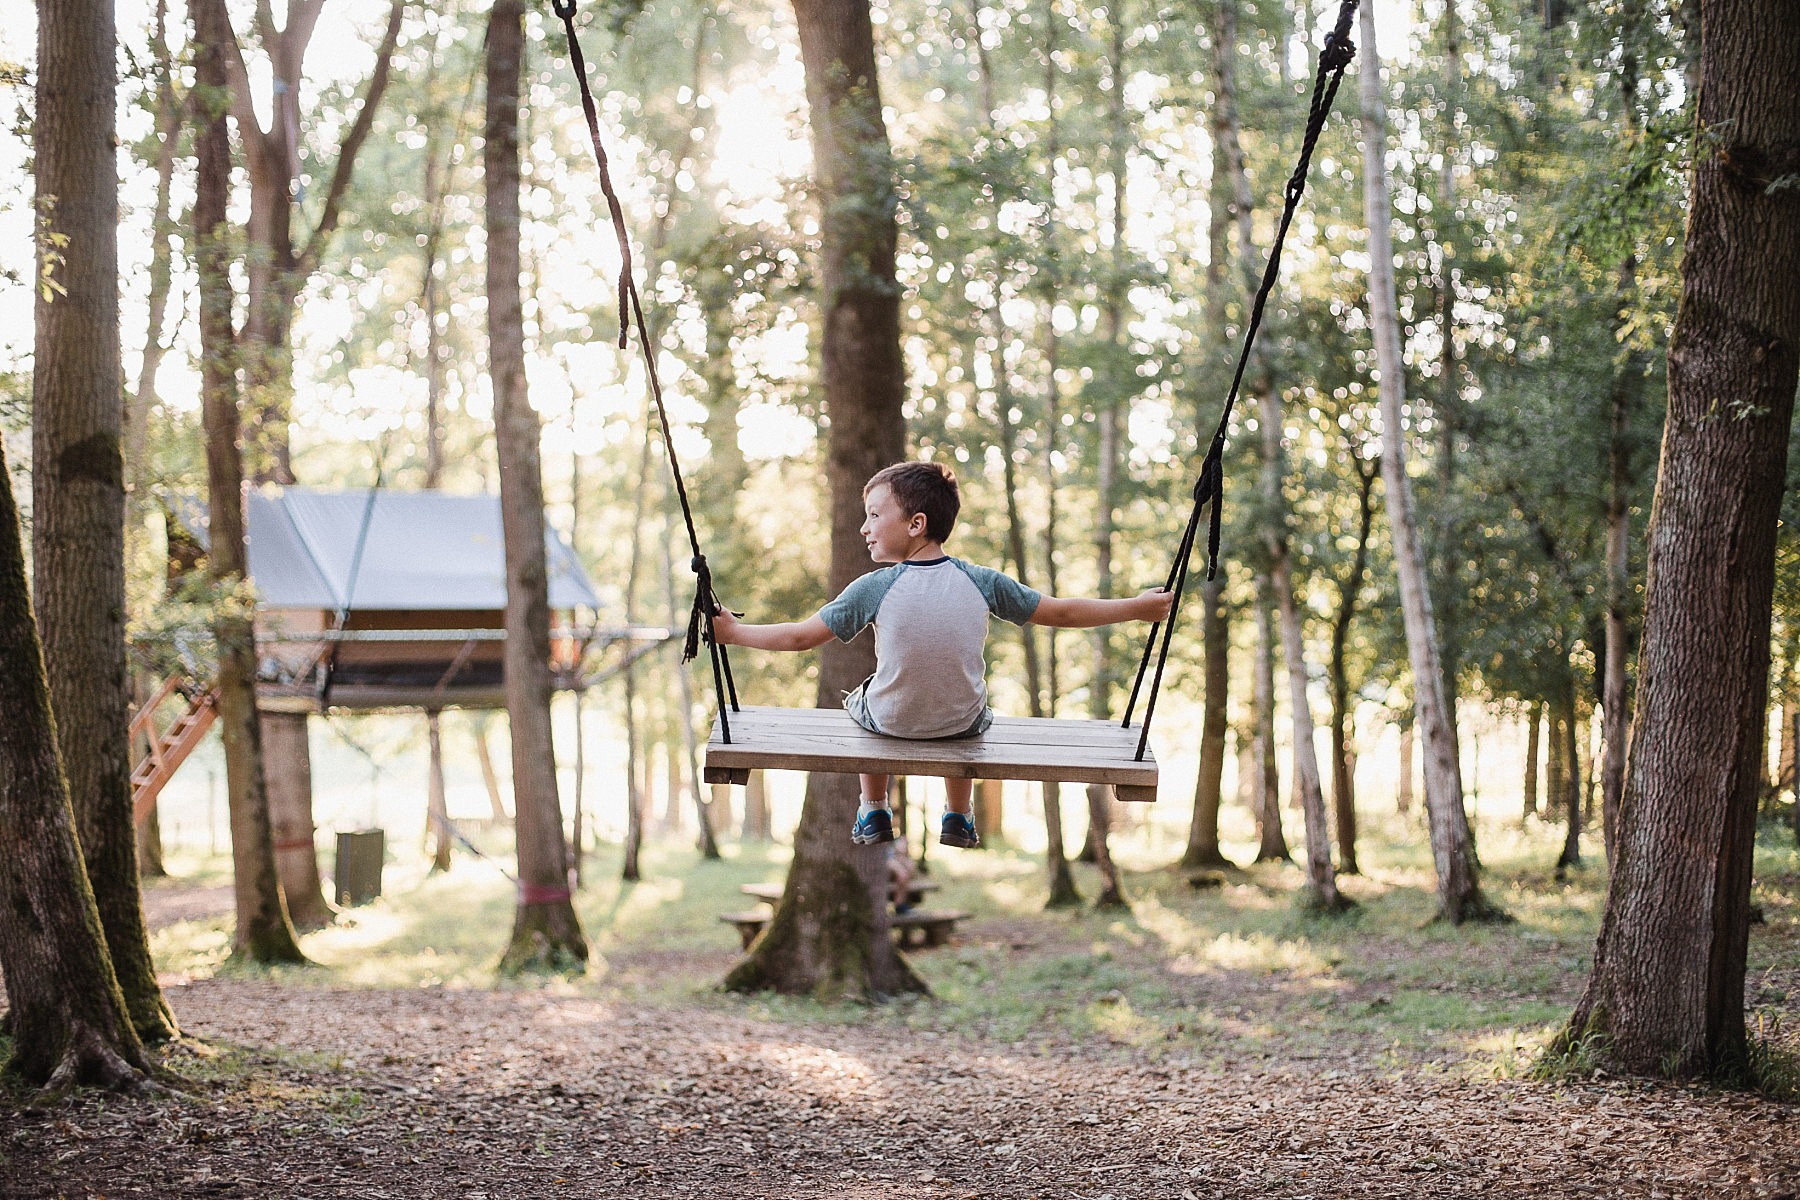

{"left": 865, "top": 461, "right": 960, "bottom": 544}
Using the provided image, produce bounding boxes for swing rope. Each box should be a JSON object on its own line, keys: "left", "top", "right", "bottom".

{"left": 550, "top": 0, "right": 741, "bottom": 742}
{"left": 1121, "top": 0, "right": 1362, "bottom": 761}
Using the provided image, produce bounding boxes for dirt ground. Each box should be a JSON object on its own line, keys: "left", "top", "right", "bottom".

{"left": 6, "top": 880, "right": 1799, "bottom": 1199}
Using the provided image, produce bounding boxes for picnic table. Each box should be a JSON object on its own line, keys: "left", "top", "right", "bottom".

{"left": 718, "top": 906, "right": 971, "bottom": 951}
{"left": 740, "top": 879, "right": 940, "bottom": 908}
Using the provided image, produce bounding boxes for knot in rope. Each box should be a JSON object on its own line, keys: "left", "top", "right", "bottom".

{"left": 550, "top": 0, "right": 576, "bottom": 19}
{"left": 683, "top": 554, "right": 716, "bottom": 664}
{"left": 1319, "top": 30, "right": 1356, "bottom": 72}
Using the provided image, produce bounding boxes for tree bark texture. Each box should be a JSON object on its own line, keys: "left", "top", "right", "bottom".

{"left": 1182, "top": 578, "right": 1233, "bottom": 869}
{"left": 0, "top": 433, "right": 153, "bottom": 1093}
{"left": 487, "top": 0, "right": 586, "bottom": 973}
{"left": 726, "top": 0, "right": 922, "bottom": 999}
{"left": 196, "top": 0, "right": 306, "bottom": 967}
{"left": 32, "top": 0, "right": 176, "bottom": 1044}
{"left": 1252, "top": 597, "right": 1289, "bottom": 861}
{"left": 1567, "top": 0, "right": 1800, "bottom": 1078}
{"left": 1329, "top": 460, "right": 1377, "bottom": 877}
{"left": 262, "top": 711, "right": 329, "bottom": 927}
{"left": 1357, "top": 3, "right": 1494, "bottom": 923}
{"left": 426, "top": 711, "right": 450, "bottom": 873}
{"left": 1523, "top": 701, "right": 1541, "bottom": 822}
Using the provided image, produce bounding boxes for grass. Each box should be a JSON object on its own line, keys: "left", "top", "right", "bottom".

{"left": 141, "top": 812, "right": 1800, "bottom": 1086}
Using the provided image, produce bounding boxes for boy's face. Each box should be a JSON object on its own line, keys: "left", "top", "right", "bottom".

{"left": 861, "top": 483, "right": 929, "bottom": 562}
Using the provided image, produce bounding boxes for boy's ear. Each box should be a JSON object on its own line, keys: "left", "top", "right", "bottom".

{"left": 908, "top": 511, "right": 927, "bottom": 535}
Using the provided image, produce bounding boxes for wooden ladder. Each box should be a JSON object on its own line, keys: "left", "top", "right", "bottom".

{"left": 130, "top": 677, "right": 220, "bottom": 824}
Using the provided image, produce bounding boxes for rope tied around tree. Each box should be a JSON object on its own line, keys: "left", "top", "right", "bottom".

{"left": 551, "top": 0, "right": 741, "bottom": 740}
{"left": 1122, "top": 0, "right": 1362, "bottom": 760}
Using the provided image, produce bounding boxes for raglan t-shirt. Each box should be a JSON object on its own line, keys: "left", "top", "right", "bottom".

{"left": 817, "top": 556, "right": 1041, "bottom": 739}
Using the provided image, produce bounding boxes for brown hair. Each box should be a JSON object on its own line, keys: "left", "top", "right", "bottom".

{"left": 865, "top": 461, "right": 961, "bottom": 543}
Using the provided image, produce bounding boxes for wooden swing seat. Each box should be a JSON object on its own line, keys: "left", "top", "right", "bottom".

{"left": 702, "top": 705, "right": 1158, "bottom": 803}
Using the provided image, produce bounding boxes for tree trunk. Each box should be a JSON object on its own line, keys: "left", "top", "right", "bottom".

{"left": 0, "top": 433, "right": 154, "bottom": 1094}
{"left": 426, "top": 711, "right": 450, "bottom": 873}
{"left": 1357, "top": 3, "right": 1496, "bottom": 923}
{"left": 1601, "top": 256, "right": 1647, "bottom": 865}
{"left": 487, "top": 0, "right": 585, "bottom": 973}
{"left": 473, "top": 713, "right": 510, "bottom": 821}
{"left": 1273, "top": 553, "right": 1346, "bottom": 911}
{"left": 261, "top": 712, "right": 329, "bottom": 927}
{"left": 1523, "top": 701, "right": 1542, "bottom": 823}
{"left": 1252, "top": 596, "right": 1289, "bottom": 861}
{"left": 1036, "top": 0, "right": 1080, "bottom": 911}
{"left": 31, "top": 0, "right": 177, "bottom": 1045}
{"left": 1329, "top": 458, "right": 1377, "bottom": 877}
{"left": 725, "top": 0, "right": 923, "bottom": 999}
{"left": 661, "top": 498, "right": 719, "bottom": 858}
{"left": 195, "top": 0, "right": 306, "bottom": 966}
{"left": 1567, "top": 0, "right": 1799, "bottom": 1078}
{"left": 135, "top": 805, "right": 167, "bottom": 879}
{"left": 1397, "top": 717, "right": 1415, "bottom": 815}
{"left": 620, "top": 422, "right": 654, "bottom": 883}
{"left": 1182, "top": 578, "right": 1233, "bottom": 869}
{"left": 1556, "top": 672, "right": 1583, "bottom": 872}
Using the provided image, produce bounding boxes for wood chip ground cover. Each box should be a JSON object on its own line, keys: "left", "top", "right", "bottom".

{"left": 4, "top": 841, "right": 1798, "bottom": 1199}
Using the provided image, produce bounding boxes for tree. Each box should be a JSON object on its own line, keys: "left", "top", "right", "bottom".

{"left": 1564, "top": 0, "right": 1800, "bottom": 1079}
{"left": 488, "top": 0, "right": 587, "bottom": 974}
{"left": 1356, "top": 2, "right": 1497, "bottom": 924}
{"left": 725, "top": 0, "right": 924, "bottom": 1000}
{"left": 0, "top": 430, "right": 155, "bottom": 1094}
{"left": 32, "top": 0, "right": 176, "bottom": 1042}
{"left": 195, "top": 0, "right": 308, "bottom": 966}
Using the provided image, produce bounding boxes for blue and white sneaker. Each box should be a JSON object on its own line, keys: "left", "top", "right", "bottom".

{"left": 850, "top": 807, "right": 899, "bottom": 846}
{"left": 939, "top": 811, "right": 981, "bottom": 849}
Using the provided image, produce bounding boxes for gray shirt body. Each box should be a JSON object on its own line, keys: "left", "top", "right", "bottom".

{"left": 818, "top": 556, "right": 1041, "bottom": 739}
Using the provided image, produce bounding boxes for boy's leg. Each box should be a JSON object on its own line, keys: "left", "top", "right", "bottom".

{"left": 939, "top": 777, "right": 980, "bottom": 849}
{"left": 851, "top": 774, "right": 898, "bottom": 845}
{"left": 860, "top": 773, "right": 891, "bottom": 808}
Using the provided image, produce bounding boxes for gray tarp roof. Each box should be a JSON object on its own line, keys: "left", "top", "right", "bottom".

{"left": 240, "top": 488, "right": 601, "bottom": 612}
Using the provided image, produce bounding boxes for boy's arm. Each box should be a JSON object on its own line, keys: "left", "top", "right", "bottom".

{"left": 711, "top": 608, "right": 836, "bottom": 652}
{"left": 1029, "top": 588, "right": 1173, "bottom": 630}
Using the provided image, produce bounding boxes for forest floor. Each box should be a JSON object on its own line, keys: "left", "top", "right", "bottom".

{"left": 4, "top": 818, "right": 1800, "bottom": 1199}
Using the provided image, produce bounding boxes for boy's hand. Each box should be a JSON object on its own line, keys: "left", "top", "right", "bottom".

{"left": 1138, "top": 587, "right": 1175, "bottom": 623}
{"left": 710, "top": 605, "right": 742, "bottom": 645}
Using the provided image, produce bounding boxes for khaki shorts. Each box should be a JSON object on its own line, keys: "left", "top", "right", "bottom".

{"left": 843, "top": 676, "right": 994, "bottom": 740}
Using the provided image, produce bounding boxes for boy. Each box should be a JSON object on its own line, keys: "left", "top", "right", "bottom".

{"left": 711, "top": 461, "right": 1173, "bottom": 849}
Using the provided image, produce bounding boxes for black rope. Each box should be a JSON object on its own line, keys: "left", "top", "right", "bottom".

{"left": 549, "top": 0, "right": 739, "bottom": 740}
{"left": 1123, "top": 0, "right": 1361, "bottom": 760}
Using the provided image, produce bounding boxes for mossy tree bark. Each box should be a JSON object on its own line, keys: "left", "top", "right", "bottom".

{"left": 725, "top": 0, "right": 924, "bottom": 1000}
{"left": 31, "top": 0, "right": 177, "bottom": 1045}
{"left": 487, "top": 0, "right": 586, "bottom": 974}
{"left": 0, "top": 431, "right": 154, "bottom": 1095}
{"left": 1565, "top": 0, "right": 1800, "bottom": 1080}
{"left": 262, "top": 712, "right": 329, "bottom": 928}
{"left": 195, "top": 0, "right": 307, "bottom": 967}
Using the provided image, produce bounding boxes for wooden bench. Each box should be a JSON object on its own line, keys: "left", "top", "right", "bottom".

{"left": 718, "top": 906, "right": 971, "bottom": 950}
{"left": 702, "top": 706, "right": 1158, "bottom": 803}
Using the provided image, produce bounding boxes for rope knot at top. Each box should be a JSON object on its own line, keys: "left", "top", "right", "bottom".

{"left": 550, "top": 0, "right": 578, "bottom": 19}
{"left": 1319, "top": 30, "right": 1357, "bottom": 72}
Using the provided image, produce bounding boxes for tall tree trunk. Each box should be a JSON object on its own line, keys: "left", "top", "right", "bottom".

{"left": 1564, "top": 0, "right": 1797, "bottom": 1065}
{"left": 742, "top": 771, "right": 771, "bottom": 842}
{"left": 1036, "top": 0, "right": 1080, "bottom": 910}
{"left": 1556, "top": 669, "right": 1583, "bottom": 872}
{"left": 1181, "top": 578, "right": 1233, "bottom": 869}
{"left": 1523, "top": 701, "right": 1542, "bottom": 822}
{"left": 620, "top": 422, "right": 654, "bottom": 883}
{"left": 663, "top": 499, "right": 720, "bottom": 858}
{"left": 1357, "top": 3, "right": 1495, "bottom": 923}
{"left": 32, "top": 0, "right": 177, "bottom": 1043}
{"left": 1396, "top": 716, "right": 1415, "bottom": 815}
{"left": 1080, "top": 13, "right": 1132, "bottom": 909}
{"left": 1329, "top": 459, "right": 1377, "bottom": 876}
{"left": 725, "top": 0, "right": 924, "bottom": 999}
{"left": 196, "top": 0, "right": 306, "bottom": 965}
{"left": 1252, "top": 596, "right": 1289, "bottom": 861}
{"left": 488, "top": 0, "right": 586, "bottom": 972}
{"left": 261, "top": 712, "right": 328, "bottom": 927}
{"left": 127, "top": 0, "right": 182, "bottom": 478}
{"left": 0, "top": 432, "right": 154, "bottom": 1094}
{"left": 473, "top": 713, "right": 510, "bottom": 821}
{"left": 1429, "top": 0, "right": 1464, "bottom": 730}
{"left": 426, "top": 711, "right": 450, "bottom": 873}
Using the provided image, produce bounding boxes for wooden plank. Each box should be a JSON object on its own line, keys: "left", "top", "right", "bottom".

{"left": 704, "top": 705, "right": 1158, "bottom": 789}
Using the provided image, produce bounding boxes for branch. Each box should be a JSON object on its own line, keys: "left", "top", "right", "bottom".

{"left": 213, "top": 0, "right": 272, "bottom": 177}
{"left": 296, "top": 0, "right": 407, "bottom": 275}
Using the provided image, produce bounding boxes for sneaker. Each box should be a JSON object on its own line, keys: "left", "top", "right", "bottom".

{"left": 851, "top": 807, "right": 899, "bottom": 846}
{"left": 939, "top": 811, "right": 981, "bottom": 849}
